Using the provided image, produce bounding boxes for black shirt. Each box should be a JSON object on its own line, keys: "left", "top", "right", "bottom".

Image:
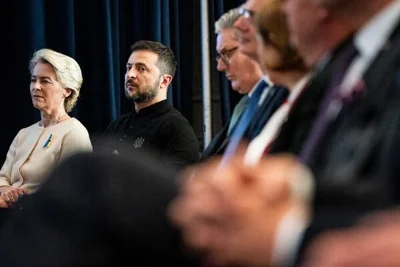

{"left": 103, "top": 100, "right": 199, "bottom": 170}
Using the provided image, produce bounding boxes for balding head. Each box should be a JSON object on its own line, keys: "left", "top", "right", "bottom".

{"left": 215, "top": 8, "right": 263, "bottom": 93}
{"left": 313, "top": 0, "right": 395, "bottom": 27}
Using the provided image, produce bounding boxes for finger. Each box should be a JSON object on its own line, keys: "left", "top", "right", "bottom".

{"left": 168, "top": 196, "right": 189, "bottom": 227}
{"left": 233, "top": 141, "right": 250, "bottom": 158}
{"left": 302, "top": 230, "right": 355, "bottom": 267}
{"left": 181, "top": 165, "right": 224, "bottom": 199}
{"left": 7, "top": 193, "right": 16, "bottom": 204}
{"left": 176, "top": 165, "right": 199, "bottom": 188}
{"left": 177, "top": 198, "right": 231, "bottom": 251}
{"left": 1, "top": 194, "right": 12, "bottom": 207}
{"left": 16, "top": 188, "right": 27, "bottom": 195}
{"left": 359, "top": 208, "right": 400, "bottom": 227}
{"left": 170, "top": 172, "right": 220, "bottom": 226}
{"left": 10, "top": 190, "right": 19, "bottom": 201}
{"left": 169, "top": 187, "right": 224, "bottom": 228}
{"left": 182, "top": 218, "right": 224, "bottom": 251}
{"left": 184, "top": 172, "right": 220, "bottom": 198}
{"left": 178, "top": 159, "right": 220, "bottom": 190}
{"left": 0, "top": 197, "right": 9, "bottom": 208}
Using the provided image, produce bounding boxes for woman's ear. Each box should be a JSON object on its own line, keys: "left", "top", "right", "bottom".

{"left": 64, "top": 88, "right": 72, "bottom": 98}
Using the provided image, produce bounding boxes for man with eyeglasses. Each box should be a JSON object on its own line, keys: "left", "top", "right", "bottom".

{"left": 209, "top": 0, "right": 289, "bottom": 161}
{"left": 201, "top": 8, "right": 264, "bottom": 159}
{"left": 170, "top": 0, "right": 400, "bottom": 266}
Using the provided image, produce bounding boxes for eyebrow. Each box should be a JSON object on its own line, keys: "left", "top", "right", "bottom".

{"left": 127, "top": 62, "right": 150, "bottom": 68}
{"left": 218, "top": 46, "right": 238, "bottom": 54}
{"left": 31, "top": 75, "right": 52, "bottom": 80}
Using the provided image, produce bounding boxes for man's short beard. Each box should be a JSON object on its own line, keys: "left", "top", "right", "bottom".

{"left": 126, "top": 85, "right": 159, "bottom": 104}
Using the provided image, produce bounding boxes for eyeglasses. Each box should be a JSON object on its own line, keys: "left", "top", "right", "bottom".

{"left": 237, "top": 6, "right": 256, "bottom": 19}
{"left": 215, "top": 47, "right": 239, "bottom": 65}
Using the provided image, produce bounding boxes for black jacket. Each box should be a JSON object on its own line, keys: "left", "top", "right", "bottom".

{"left": 100, "top": 100, "right": 200, "bottom": 170}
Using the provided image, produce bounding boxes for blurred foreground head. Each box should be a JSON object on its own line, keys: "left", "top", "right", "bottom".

{"left": 281, "top": 0, "right": 394, "bottom": 67}
{"left": 255, "top": 0, "right": 307, "bottom": 76}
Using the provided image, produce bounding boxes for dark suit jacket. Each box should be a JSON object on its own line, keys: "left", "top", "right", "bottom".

{"left": 268, "top": 38, "right": 355, "bottom": 155}
{"left": 245, "top": 85, "right": 289, "bottom": 141}
{"left": 294, "top": 22, "right": 400, "bottom": 266}
{"left": 200, "top": 123, "right": 230, "bottom": 160}
{"left": 0, "top": 141, "right": 200, "bottom": 267}
{"left": 201, "top": 85, "right": 288, "bottom": 161}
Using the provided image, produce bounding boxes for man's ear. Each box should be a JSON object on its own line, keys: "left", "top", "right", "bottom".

{"left": 160, "top": 74, "right": 173, "bottom": 89}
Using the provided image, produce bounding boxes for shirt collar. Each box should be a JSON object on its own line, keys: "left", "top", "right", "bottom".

{"left": 263, "top": 74, "right": 273, "bottom": 86}
{"left": 134, "top": 100, "right": 169, "bottom": 116}
{"left": 355, "top": 0, "right": 400, "bottom": 59}
{"left": 248, "top": 78, "right": 268, "bottom": 97}
{"left": 247, "top": 75, "right": 273, "bottom": 98}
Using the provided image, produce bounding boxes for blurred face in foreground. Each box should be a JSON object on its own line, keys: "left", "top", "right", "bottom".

{"left": 233, "top": 0, "right": 274, "bottom": 61}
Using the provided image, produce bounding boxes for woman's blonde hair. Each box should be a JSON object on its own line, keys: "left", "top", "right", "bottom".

{"left": 255, "top": 0, "right": 307, "bottom": 72}
{"left": 29, "top": 48, "right": 83, "bottom": 113}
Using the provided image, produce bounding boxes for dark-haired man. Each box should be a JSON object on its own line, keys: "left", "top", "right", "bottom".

{"left": 103, "top": 40, "right": 199, "bottom": 170}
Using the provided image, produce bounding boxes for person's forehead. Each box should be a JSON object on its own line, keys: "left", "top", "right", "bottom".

{"left": 217, "top": 29, "right": 238, "bottom": 47}
{"left": 244, "top": 0, "right": 270, "bottom": 12}
{"left": 128, "top": 50, "right": 158, "bottom": 65}
{"left": 32, "top": 62, "right": 55, "bottom": 73}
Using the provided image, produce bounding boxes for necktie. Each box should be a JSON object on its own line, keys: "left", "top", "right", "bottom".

{"left": 227, "top": 95, "right": 250, "bottom": 135}
{"left": 244, "top": 100, "right": 291, "bottom": 166}
{"left": 221, "top": 80, "right": 267, "bottom": 163}
{"left": 299, "top": 41, "right": 359, "bottom": 164}
{"left": 245, "top": 85, "right": 289, "bottom": 140}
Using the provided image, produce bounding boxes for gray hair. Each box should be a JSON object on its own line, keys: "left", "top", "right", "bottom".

{"left": 215, "top": 8, "right": 241, "bottom": 34}
{"left": 29, "top": 48, "right": 83, "bottom": 113}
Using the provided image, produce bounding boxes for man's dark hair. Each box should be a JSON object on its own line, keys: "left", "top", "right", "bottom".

{"left": 131, "top": 40, "right": 177, "bottom": 77}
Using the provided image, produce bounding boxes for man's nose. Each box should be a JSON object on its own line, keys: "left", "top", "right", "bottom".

{"left": 216, "top": 58, "right": 228, "bottom": 71}
{"left": 233, "top": 16, "right": 249, "bottom": 32}
{"left": 126, "top": 68, "right": 137, "bottom": 78}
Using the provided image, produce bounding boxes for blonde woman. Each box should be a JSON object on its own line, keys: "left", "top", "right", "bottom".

{"left": 0, "top": 48, "right": 92, "bottom": 208}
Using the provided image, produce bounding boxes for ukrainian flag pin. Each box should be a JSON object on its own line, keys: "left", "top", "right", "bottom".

{"left": 43, "top": 134, "right": 53, "bottom": 148}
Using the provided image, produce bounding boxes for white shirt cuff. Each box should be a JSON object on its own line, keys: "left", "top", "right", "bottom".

{"left": 271, "top": 208, "right": 310, "bottom": 267}
{"left": 271, "top": 163, "right": 315, "bottom": 267}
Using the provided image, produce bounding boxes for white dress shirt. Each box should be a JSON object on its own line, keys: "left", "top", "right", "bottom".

{"left": 341, "top": 0, "right": 400, "bottom": 95}
{"left": 259, "top": 74, "right": 274, "bottom": 105}
{"left": 247, "top": 75, "right": 274, "bottom": 106}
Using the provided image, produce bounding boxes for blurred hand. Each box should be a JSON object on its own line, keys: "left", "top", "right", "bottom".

{"left": 0, "top": 196, "right": 8, "bottom": 208}
{"left": 301, "top": 208, "right": 400, "bottom": 267}
{"left": 169, "top": 151, "right": 313, "bottom": 267}
{"left": 0, "top": 186, "right": 26, "bottom": 208}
